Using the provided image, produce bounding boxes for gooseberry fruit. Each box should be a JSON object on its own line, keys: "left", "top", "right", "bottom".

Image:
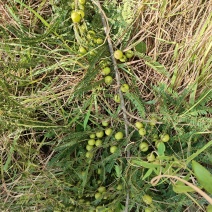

{"left": 79, "top": 0, "right": 86, "bottom": 5}
{"left": 71, "top": 11, "right": 81, "bottom": 23}
{"left": 139, "top": 142, "right": 149, "bottom": 152}
{"left": 147, "top": 152, "right": 155, "bottom": 162}
{"left": 96, "top": 131, "right": 104, "bottom": 138}
{"left": 98, "top": 186, "right": 106, "bottom": 193}
{"left": 114, "top": 50, "right": 123, "bottom": 60}
{"left": 135, "top": 121, "right": 143, "bottom": 129}
{"left": 161, "top": 134, "right": 170, "bottom": 142}
{"left": 115, "top": 132, "right": 124, "bottom": 140}
{"left": 121, "top": 84, "right": 129, "bottom": 92}
{"left": 104, "top": 76, "right": 113, "bottom": 85}
{"left": 110, "top": 146, "right": 117, "bottom": 154}
{"left": 95, "top": 139, "right": 102, "bottom": 147}
{"left": 79, "top": 46, "right": 87, "bottom": 54}
{"left": 142, "top": 195, "right": 153, "bottom": 205}
{"left": 105, "top": 128, "right": 112, "bottom": 136}
{"left": 90, "top": 133, "right": 96, "bottom": 139}
{"left": 95, "top": 192, "right": 102, "bottom": 200}
{"left": 88, "top": 139, "right": 95, "bottom": 146}
{"left": 125, "top": 50, "right": 134, "bottom": 59}
{"left": 102, "top": 67, "right": 111, "bottom": 75}
{"left": 119, "top": 55, "right": 127, "bottom": 62}
{"left": 114, "top": 94, "right": 121, "bottom": 103}
{"left": 145, "top": 207, "right": 153, "bottom": 212}
{"left": 96, "top": 38, "right": 103, "bottom": 44}
{"left": 85, "top": 151, "right": 93, "bottom": 158}
{"left": 139, "top": 128, "right": 146, "bottom": 136}
{"left": 97, "top": 168, "right": 102, "bottom": 175}
{"left": 78, "top": 10, "right": 85, "bottom": 18}
{"left": 86, "top": 144, "right": 93, "bottom": 151}
{"left": 116, "top": 184, "right": 123, "bottom": 191}
{"left": 149, "top": 117, "right": 157, "bottom": 126}
{"left": 102, "top": 120, "right": 109, "bottom": 127}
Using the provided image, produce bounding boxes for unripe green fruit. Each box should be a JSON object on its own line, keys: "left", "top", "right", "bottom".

{"left": 97, "top": 168, "right": 102, "bottom": 175}
{"left": 94, "top": 192, "right": 102, "bottom": 200}
{"left": 125, "top": 50, "right": 134, "bottom": 59}
{"left": 71, "top": 11, "right": 81, "bottom": 23}
{"left": 86, "top": 144, "right": 93, "bottom": 151}
{"left": 138, "top": 128, "right": 146, "bottom": 136}
{"left": 160, "top": 134, "right": 170, "bottom": 142}
{"left": 110, "top": 146, "right": 117, "bottom": 154}
{"left": 88, "top": 139, "right": 95, "bottom": 145}
{"left": 149, "top": 118, "right": 157, "bottom": 126}
{"left": 121, "top": 84, "right": 129, "bottom": 92}
{"left": 115, "top": 132, "right": 124, "bottom": 140}
{"left": 119, "top": 55, "right": 127, "bottom": 62}
{"left": 147, "top": 152, "right": 155, "bottom": 162}
{"left": 155, "top": 140, "right": 162, "bottom": 149}
{"left": 79, "top": 0, "right": 86, "bottom": 5}
{"left": 142, "top": 195, "right": 153, "bottom": 205}
{"left": 96, "top": 38, "right": 103, "bottom": 44}
{"left": 97, "top": 180, "right": 101, "bottom": 184}
{"left": 139, "top": 142, "right": 149, "bottom": 152}
{"left": 104, "top": 76, "right": 113, "bottom": 85}
{"left": 102, "top": 120, "right": 109, "bottom": 126}
{"left": 79, "top": 46, "right": 87, "bottom": 54}
{"left": 114, "top": 50, "right": 123, "bottom": 60}
{"left": 102, "top": 67, "right": 111, "bottom": 75}
{"left": 78, "top": 10, "right": 85, "bottom": 18}
{"left": 114, "top": 94, "right": 121, "bottom": 103}
{"left": 116, "top": 184, "right": 123, "bottom": 191}
{"left": 85, "top": 151, "right": 93, "bottom": 158}
{"left": 135, "top": 121, "right": 144, "bottom": 129}
{"left": 105, "top": 128, "right": 112, "bottom": 136}
{"left": 90, "top": 133, "right": 96, "bottom": 139}
{"left": 95, "top": 139, "right": 102, "bottom": 147}
{"left": 96, "top": 131, "right": 104, "bottom": 138}
{"left": 145, "top": 207, "right": 153, "bottom": 212}
{"left": 98, "top": 186, "right": 106, "bottom": 193}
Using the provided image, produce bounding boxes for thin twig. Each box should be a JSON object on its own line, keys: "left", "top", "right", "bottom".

{"left": 92, "top": 1, "right": 130, "bottom": 211}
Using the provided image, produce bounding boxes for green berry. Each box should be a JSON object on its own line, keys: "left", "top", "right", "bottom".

{"left": 138, "top": 128, "right": 146, "bottom": 136}
{"left": 115, "top": 132, "right": 124, "bottom": 140}
{"left": 105, "top": 128, "right": 112, "bottom": 136}
{"left": 88, "top": 139, "right": 95, "bottom": 145}
{"left": 114, "top": 94, "right": 121, "bottom": 103}
{"left": 121, "top": 84, "right": 129, "bottom": 92}
{"left": 114, "top": 50, "right": 123, "bottom": 60}
{"left": 139, "top": 142, "right": 149, "bottom": 152}
{"left": 104, "top": 76, "right": 113, "bottom": 85}
{"left": 142, "top": 195, "right": 153, "bottom": 205}
{"left": 102, "top": 67, "right": 111, "bottom": 75}
{"left": 135, "top": 121, "right": 143, "bottom": 129}
{"left": 110, "top": 146, "right": 117, "bottom": 154}
{"left": 95, "top": 139, "right": 102, "bottom": 147}
{"left": 96, "top": 131, "right": 104, "bottom": 138}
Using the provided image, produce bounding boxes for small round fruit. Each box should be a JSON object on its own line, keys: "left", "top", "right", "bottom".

{"left": 115, "top": 132, "right": 124, "bottom": 140}
{"left": 88, "top": 139, "right": 95, "bottom": 146}
{"left": 142, "top": 195, "right": 153, "bottom": 205}
{"left": 104, "top": 76, "right": 113, "bottom": 85}
{"left": 149, "top": 117, "right": 157, "bottom": 126}
{"left": 114, "top": 94, "right": 121, "bottom": 103}
{"left": 79, "top": 46, "right": 87, "bottom": 54}
{"left": 97, "top": 180, "right": 101, "bottom": 184}
{"left": 116, "top": 184, "right": 123, "bottom": 191}
{"left": 95, "top": 139, "right": 102, "bottom": 147}
{"left": 86, "top": 144, "right": 94, "bottom": 151}
{"left": 135, "top": 121, "right": 144, "bottom": 129}
{"left": 78, "top": 10, "right": 85, "bottom": 18}
{"left": 139, "top": 142, "right": 149, "bottom": 152}
{"left": 102, "top": 67, "right": 111, "bottom": 75}
{"left": 95, "top": 192, "right": 102, "bottom": 200}
{"left": 110, "top": 146, "right": 117, "bottom": 154}
{"left": 105, "top": 128, "right": 112, "bottom": 136}
{"left": 102, "top": 120, "right": 109, "bottom": 127}
{"left": 96, "top": 38, "right": 103, "bottom": 45}
{"left": 97, "top": 168, "right": 102, "bottom": 175}
{"left": 114, "top": 50, "right": 123, "bottom": 60}
{"left": 96, "top": 131, "right": 104, "bottom": 138}
{"left": 121, "top": 84, "right": 129, "bottom": 92}
{"left": 71, "top": 11, "right": 81, "bottom": 23}
{"left": 147, "top": 152, "right": 155, "bottom": 162}
{"left": 98, "top": 186, "right": 106, "bottom": 193}
{"left": 145, "top": 207, "right": 153, "bottom": 212}
{"left": 138, "top": 128, "right": 146, "bottom": 136}
{"left": 90, "top": 133, "right": 96, "bottom": 139}
{"left": 125, "top": 50, "right": 134, "bottom": 59}
{"left": 79, "top": 0, "right": 86, "bottom": 4}
{"left": 155, "top": 140, "right": 162, "bottom": 149}
{"left": 161, "top": 134, "right": 170, "bottom": 142}
{"left": 85, "top": 151, "right": 93, "bottom": 158}
{"left": 119, "top": 55, "right": 127, "bottom": 62}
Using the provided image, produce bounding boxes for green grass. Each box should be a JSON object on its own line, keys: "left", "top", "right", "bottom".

{"left": 0, "top": 0, "right": 212, "bottom": 211}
